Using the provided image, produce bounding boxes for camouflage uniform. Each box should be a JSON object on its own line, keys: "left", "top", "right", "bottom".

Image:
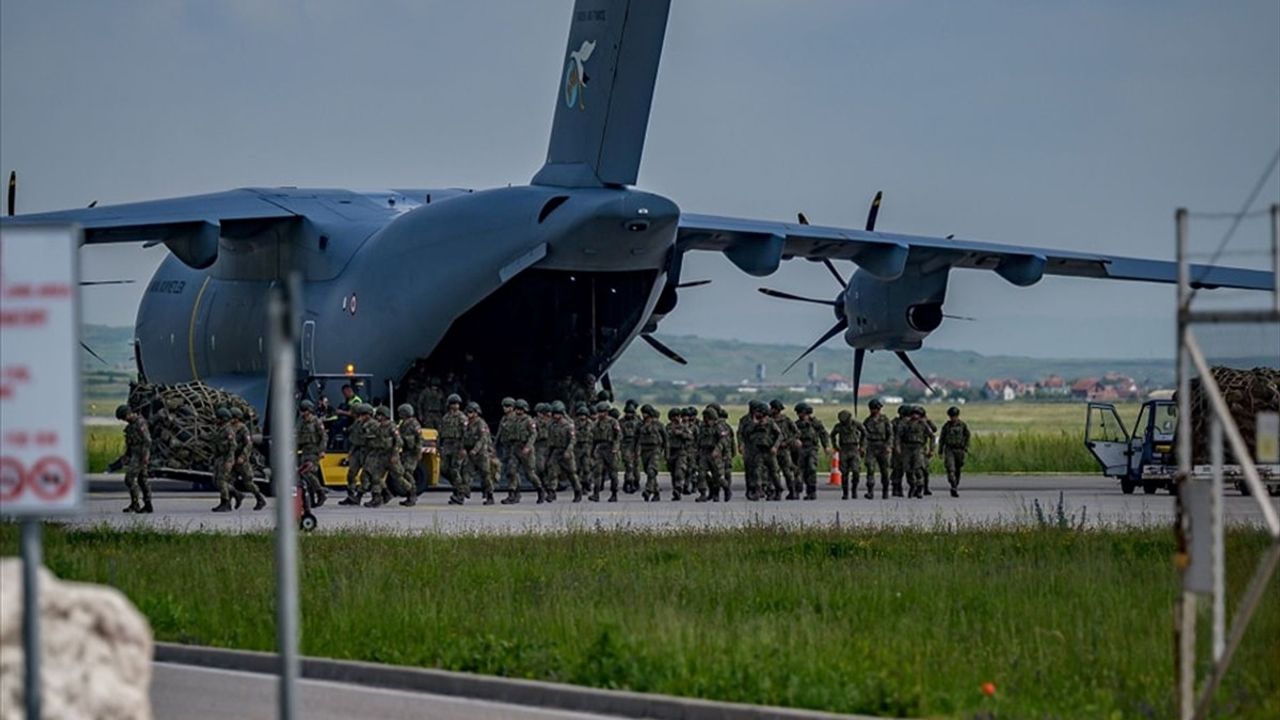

{"left": 665, "top": 411, "right": 690, "bottom": 500}
{"left": 119, "top": 411, "right": 153, "bottom": 512}
{"left": 737, "top": 412, "right": 757, "bottom": 497}
{"left": 637, "top": 407, "right": 666, "bottom": 501}
{"left": 829, "top": 411, "right": 865, "bottom": 500}
{"left": 341, "top": 409, "right": 371, "bottom": 504}
{"left": 899, "top": 412, "right": 930, "bottom": 498}
{"left": 743, "top": 408, "right": 783, "bottom": 501}
{"left": 210, "top": 416, "right": 239, "bottom": 511}
{"left": 939, "top": 411, "right": 971, "bottom": 496}
{"left": 462, "top": 405, "right": 497, "bottom": 504}
{"left": 395, "top": 407, "right": 422, "bottom": 506}
{"left": 533, "top": 405, "right": 551, "bottom": 488}
{"left": 889, "top": 407, "right": 909, "bottom": 496}
{"left": 793, "top": 405, "right": 829, "bottom": 500}
{"left": 296, "top": 406, "right": 328, "bottom": 507}
{"left": 718, "top": 407, "right": 735, "bottom": 501}
{"left": 544, "top": 405, "right": 582, "bottom": 501}
{"left": 415, "top": 381, "right": 444, "bottom": 430}
{"left": 590, "top": 404, "right": 622, "bottom": 501}
{"left": 694, "top": 410, "right": 727, "bottom": 501}
{"left": 620, "top": 405, "right": 641, "bottom": 493}
{"left": 499, "top": 404, "right": 542, "bottom": 503}
{"left": 862, "top": 406, "right": 894, "bottom": 499}
{"left": 231, "top": 414, "right": 266, "bottom": 509}
{"left": 361, "top": 410, "right": 399, "bottom": 508}
{"left": 439, "top": 404, "right": 468, "bottom": 502}
{"left": 574, "top": 408, "right": 595, "bottom": 493}
{"left": 920, "top": 410, "right": 938, "bottom": 496}
{"left": 770, "top": 403, "right": 801, "bottom": 499}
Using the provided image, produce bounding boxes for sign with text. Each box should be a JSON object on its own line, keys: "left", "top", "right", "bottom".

{"left": 0, "top": 225, "right": 84, "bottom": 516}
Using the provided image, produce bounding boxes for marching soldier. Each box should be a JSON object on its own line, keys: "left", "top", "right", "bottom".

{"left": 829, "top": 410, "right": 865, "bottom": 500}
{"left": 899, "top": 406, "right": 931, "bottom": 499}
{"left": 296, "top": 400, "right": 328, "bottom": 508}
{"left": 919, "top": 407, "right": 938, "bottom": 496}
{"left": 590, "top": 401, "right": 622, "bottom": 502}
{"left": 395, "top": 403, "right": 422, "bottom": 506}
{"left": 769, "top": 399, "right": 801, "bottom": 500}
{"left": 544, "top": 401, "right": 583, "bottom": 502}
{"left": 939, "top": 406, "right": 971, "bottom": 497}
{"left": 439, "top": 394, "right": 468, "bottom": 503}
{"left": 360, "top": 406, "right": 397, "bottom": 508}
{"left": 717, "top": 405, "right": 735, "bottom": 501}
{"left": 210, "top": 407, "right": 238, "bottom": 512}
{"left": 620, "top": 400, "right": 642, "bottom": 493}
{"left": 793, "top": 403, "right": 829, "bottom": 500}
{"left": 890, "top": 405, "right": 910, "bottom": 497}
{"left": 737, "top": 407, "right": 757, "bottom": 500}
{"left": 637, "top": 404, "right": 666, "bottom": 502}
{"left": 229, "top": 407, "right": 266, "bottom": 511}
{"left": 534, "top": 403, "right": 552, "bottom": 492}
{"left": 340, "top": 403, "right": 372, "bottom": 505}
{"left": 743, "top": 400, "right": 783, "bottom": 501}
{"left": 415, "top": 376, "right": 444, "bottom": 430}
{"left": 665, "top": 408, "right": 688, "bottom": 500}
{"left": 683, "top": 407, "right": 700, "bottom": 495}
{"left": 574, "top": 404, "right": 595, "bottom": 497}
{"left": 500, "top": 399, "right": 542, "bottom": 504}
{"left": 462, "top": 401, "right": 498, "bottom": 505}
{"left": 114, "top": 404, "right": 153, "bottom": 513}
{"left": 695, "top": 407, "right": 727, "bottom": 502}
{"left": 863, "top": 399, "right": 893, "bottom": 499}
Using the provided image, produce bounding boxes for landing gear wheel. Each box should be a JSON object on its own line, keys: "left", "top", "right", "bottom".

{"left": 299, "top": 513, "right": 318, "bottom": 532}
{"left": 1142, "top": 481, "right": 1158, "bottom": 495}
{"left": 1120, "top": 478, "right": 1136, "bottom": 495}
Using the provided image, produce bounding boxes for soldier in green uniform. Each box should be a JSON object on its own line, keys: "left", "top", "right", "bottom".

{"left": 794, "top": 403, "right": 829, "bottom": 500}
{"left": 717, "top": 405, "right": 735, "bottom": 501}
{"left": 829, "top": 410, "right": 865, "bottom": 500}
{"left": 210, "top": 407, "right": 238, "bottom": 512}
{"left": 620, "top": 400, "right": 641, "bottom": 494}
{"left": 360, "top": 406, "right": 396, "bottom": 508}
{"left": 395, "top": 403, "right": 422, "bottom": 506}
{"left": 500, "top": 399, "right": 542, "bottom": 504}
{"left": 543, "top": 401, "right": 583, "bottom": 502}
{"left": 743, "top": 401, "right": 784, "bottom": 501}
{"left": 919, "top": 407, "right": 939, "bottom": 496}
{"left": 664, "top": 408, "right": 687, "bottom": 500}
{"left": 229, "top": 407, "right": 266, "bottom": 510}
{"left": 589, "top": 401, "right": 621, "bottom": 502}
{"left": 939, "top": 406, "right": 971, "bottom": 497}
{"left": 769, "top": 400, "right": 801, "bottom": 500}
{"left": 899, "top": 406, "right": 931, "bottom": 499}
{"left": 694, "top": 407, "right": 726, "bottom": 502}
{"left": 737, "top": 407, "right": 756, "bottom": 499}
{"left": 863, "top": 399, "right": 894, "bottom": 499}
{"left": 439, "top": 394, "right": 469, "bottom": 504}
{"left": 461, "top": 401, "right": 497, "bottom": 505}
{"left": 637, "top": 404, "right": 666, "bottom": 502}
{"left": 415, "top": 376, "right": 444, "bottom": 430}
{"left": 114, "top": 404, "right": 153, "bottom": 513}
{"left": 339, "top": 403, "right": 370, "bottom": 505}
{"left": 296, "top": 400, "right": 328, "bottom": 508}
{"left": 573, "top": 404, "right": 595, "bottom": 497}
{"left": 889, "top": 404, "right": 910, "bottom": 497}
{"left": 533, "top": 403, "right": 552, "bottom": 493}
{"left": 684, "top": 407, "right": 702, "bottom": 495}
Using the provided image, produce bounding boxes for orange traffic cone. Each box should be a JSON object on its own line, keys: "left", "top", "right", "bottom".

{"left": 829, "top": 450, "right": 842, "bottom": 485}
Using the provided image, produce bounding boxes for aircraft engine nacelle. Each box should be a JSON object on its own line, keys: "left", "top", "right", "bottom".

{"left": 842, "top": 266, "right": 950, "bottom": 351}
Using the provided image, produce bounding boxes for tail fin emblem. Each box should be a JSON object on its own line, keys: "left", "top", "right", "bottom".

{"left": 563, "top": 40, "right": 596, "bottom": 110}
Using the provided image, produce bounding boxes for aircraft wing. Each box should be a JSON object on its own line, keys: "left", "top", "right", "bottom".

{"left": 677, "top": 213, "right": 1275, "bottom": 291}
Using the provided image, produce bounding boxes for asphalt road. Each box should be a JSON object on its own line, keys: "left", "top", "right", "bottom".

{"left": 151, "top": 663, "right": 617, "bottom": 720}
{"left": 77, "top": 473, "right": 1276, "bottom": 533}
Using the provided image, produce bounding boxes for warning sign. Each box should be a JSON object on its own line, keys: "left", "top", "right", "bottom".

{"left": 0, "top": 225, "right": 84, "bottom": 516}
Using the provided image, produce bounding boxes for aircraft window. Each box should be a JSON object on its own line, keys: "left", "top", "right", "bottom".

{"left": 1153, "top": 404, "right": 1177, "bottom": 439}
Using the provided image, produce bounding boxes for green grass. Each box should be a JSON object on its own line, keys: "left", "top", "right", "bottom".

{"left": 85, "top": 426, "right": 124, "bottom": 472}
{"left": 3, "top": 525, "right": 1276, "bottom": 718}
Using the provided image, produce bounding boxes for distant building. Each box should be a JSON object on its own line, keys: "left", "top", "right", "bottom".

{"left": 1036, "top": 375, "right": 1069, "bottom": 397}
{"left": 1070, "top": 378, "right": 1117, "bottom": 401}
{"left": 983, "top": 379, "right": 1017, "bottom": 402}
{"left": 818, "top": 373, "right": 851, "bottom": 393}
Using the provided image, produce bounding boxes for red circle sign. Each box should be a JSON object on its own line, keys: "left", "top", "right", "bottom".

{"left": 28, "top": 456, "right": 74, "bottom": 501}
{"left": 0, "top": 457, "right": 22, "bottom": 501}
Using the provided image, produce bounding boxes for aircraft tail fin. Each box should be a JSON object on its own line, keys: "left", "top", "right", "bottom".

{"left": 531, "top": 0, "right": 671, "bottom": 188}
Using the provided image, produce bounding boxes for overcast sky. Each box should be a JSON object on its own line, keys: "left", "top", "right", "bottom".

{"left": 2, "top": 0, "right": 1277, "bottom": 359}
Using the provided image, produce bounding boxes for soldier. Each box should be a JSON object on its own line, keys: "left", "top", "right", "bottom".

{"left": 361, "top": 406, "right": 397, "bottom": 508}
{"left": 439, "top": 394, "right": 469, "bottom": 504}
{"left": 500, "top": 399, "right": 542, "bottom": 504}
{"left": 543, "top": 401, "right": 583, "bottom": 502}
{"left": 769, "top": 400, "right": 801, "bottom": 500}
{"left": 899, "top": 406, "right": 931, "bottom": 499}
{"left": 665, "top": 408, "right": 687, "bottom": 500}
{"left": 590, "top": 401, "right": 622, "bottom": 502}
{"left": 461, "top": 402, "right": 497, "bottom": 505}
{"left": 339, "top": 403, "right": 371, "bottom": 505}
{"left": 114, "top": 404, "right": 153, "bottom": 513}
{"left": 415, "top": 376, "right": 445, "bottom": 430}
{"left": 620, "top": 400, "right": 641, "bottom": 493}
{"left": 919, "top": 407, "right": 939, "bottom": 496}
{"left": 829, "top": 409, "right": 865, "bottom": 500}
{"left": 793, "top": 403, "right": 829, "bottom": 500}
{"left": 717, "top": 405, "right": 735, "bottom": 501}
{"left": 637, "top": 404, "right": 666, "bottom": 502}
{"left": 939, "top": 406, "right": 971, "bottom": 497}
{"left": 743, "top": 401, "right": 784, "bottom": 501}
{"left": 296, "top": 400, "right": 328, "bottom": 508}
{"left": 573, "top": 404, "right": 595, "bottom": 497}
{"left": 695, "top": 407, "right": 727, "bottom": 502}
{"left": 863, "top": 399, "right": 893, "bottom": 499}
{"left": 889, "top": 405, "right": 910, "bottom": 497}
{"left": 229, "top": 407, "right": 266, "bottom": 510}
{"left": 210, "top": 407, "right": 239, "bottom": 512}
{"left": 394, "top": 403, "right": 422, "bottom": 507}
{"left": 737, "top": 406, "right": 757, "bottom": 499}
{"left": 683, "top": 407, "right": 701, "bottom": 495}
{"left": 534, "top": 403, "right": 552, "bottom": 494}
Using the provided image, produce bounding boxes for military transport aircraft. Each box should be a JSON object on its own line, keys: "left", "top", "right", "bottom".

{"left": 3, "top": 0, "right": 1274, "bottom": 414}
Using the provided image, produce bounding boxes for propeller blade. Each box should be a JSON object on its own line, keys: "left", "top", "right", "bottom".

{"left": 821, "top": 258, "right": 846, "bottom": 287}
{"left": 852, "top": 347, "right": 866, "bottom": 416}
{"left": 640, "top": 334, "right": 688, "bottom": 365}
{"left": 6, "top": 170, "right": 14, "bottom": 216}
{"left": 87, "top": 200, "right": 98, "bottom": 208}
{"left": 783, "top": 318, "right": 848, "bottom": 374}
{"left": 675, "top": 279, "right": 711, "bottom": 289}
{"left": 865, "top": 190, "right": 883, "bottom": 232}
{"left": 80, "top": 341, "right": 110, "bottom": 366}
{"left": 894, "top": 351, "right": 933, "bottom": 393}
{"left": 80, "top": 279, "right": 136, "bottom": 286}
{"left": 943, "top": 313, "right": 976, "bottom": 322}
{"left": 757, "top": 287, "right": 838, "bottom": 307}
{"left": 797, "top": 212, "right": 809, "bottom": 225}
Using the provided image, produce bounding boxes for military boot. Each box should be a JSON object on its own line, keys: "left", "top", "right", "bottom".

{"left": 881, "top": 484, "right": 889, "bottom": 499}
{"left": 232, "top": 490, "right": 245, "bottom": 509}
{"left": 211, "top": 499, "right": 233, "bottom": 512}
{"left": 695, "top": 489, "right": 709, "bottom": 503}
{"left": 892, "top": 485, "right": 904, "bottom": 498}
{"left": 338, "top": 492, "right": 359, "bottom": 506}
{"left": 364, "top": 493, "right": 384, "bottom": 508}
{"left": 841, "top": 482, "right": 850, "bottom": 500}
{"left": 123, "top": 501, "right": 141, "bottom": 513}
{"left": 253, "top": 495, "right": 267, "bottom": 511}
{"left": 573, "top": 487, "right": 583, "bottom": 502}
{"left": 608, "top": 490, "right": 618, "bottom": 502}
{"left": 804, "top": 487, "right": 817, "bottom": 501}
{"left": 923, "top": 478, "right": 933, "bottom": 496}
{"left": 588, "top": 489, "right": 600, "bottom": 502}
{"left": 536, "top": 487, "right": 546, "bottom": 504}
{"left": 723, "top": 485, "right": 732, "bottom": 502}
{"left": 141, "top": 500, "right": 154, "bottom": 514}
{"left": 500, "top": 491, "right": 519, "bottom": 505}
{"left": 313, "top": 489, "right": 328, "bottom": 508}
{"left": 400, "top": 494, "right": 417, "bottom": 507}
{"left": 950, "top": 487, "right": 959, "bottom": 498}
{"left": 865, "top": 485, "right": 874, "bottom": 499}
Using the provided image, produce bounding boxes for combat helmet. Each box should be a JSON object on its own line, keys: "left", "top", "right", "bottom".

{"left": 897, "top": 404, "right": 911, "bottom": 417}
{"left": 947, "top": 406, "right": 960, "bottom": 417}
{"left": 501, "top": 397, "right": 515, "bottom": 408}
{"left": 576, "top": 404, "right": 590, "bottom": 417}
{"left": 216, "top": 407, "right": 231, "bottom": 420}
{"left": 640, "top": 403, "right": 655, "bottom": 417}
{"left": 299, "top": 399, "right": 315, "bottom": 412}
{"left": 702, "top": 407, "right": 718, "bottom": 420}
{"left": 515, "top": 399, "right": 529, "bottom": 412}
{"left": 115, "top": 404, "right": 130, "bottom": 420}
{"left": 868, "top": 398, "right": 884, "bottom": 410}
{"left": 624, "top": 399, "right": 637, "bottom": 412}
{"left": 230, "top": 407, "right": 245, "bottom": 420}
{"left": 609, "top": 407, "right": 621, "bottom": 419}
{"left": 465, "top": 401, "right": 481, "bottom": 414}
{"left": 838, "top": 410, "right": 852, "bottom": 422}
{"left": 769, "top": 399, "right": 784, "bottom": 412}
{"left": 355, "top": 403, "right": 373, "bottom": 416}
{"left": 748, "top": 399, "right": 767, "bottom": 414}
{"left": 375, "top": 405, "right": 391, "bottom": 418}
{"left": 535, "top": 402, "right": 548, "bottom": 414}
{"left": 551, "top": 400, "right": 566, "bottom": 414}
{"left": 397, "top": 403, "right": 415, "bottom": 418}
{"left": 667, "top": 407, "right": 681, "bottom": 419}
{"left": 446, "top": 393, "right": 462, "bottom": 406}
{"left": 595, "top": 401, "right": 610, "bottom": 413}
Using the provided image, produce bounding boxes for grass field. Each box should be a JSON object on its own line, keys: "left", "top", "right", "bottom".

{"left": 85, "top": 425, "right": 124, "bottom": 472}
{"left": 3, "top": 524, "right": 1275, "bottom": 719}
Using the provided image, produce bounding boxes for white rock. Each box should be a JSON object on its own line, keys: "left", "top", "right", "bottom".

{"left": 0, "top": 558, "right": 152, "bottom": 720}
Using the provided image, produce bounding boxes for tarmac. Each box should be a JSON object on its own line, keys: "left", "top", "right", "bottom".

{"left": 77, "top": 473, "right": 1275, "bottom": 534}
